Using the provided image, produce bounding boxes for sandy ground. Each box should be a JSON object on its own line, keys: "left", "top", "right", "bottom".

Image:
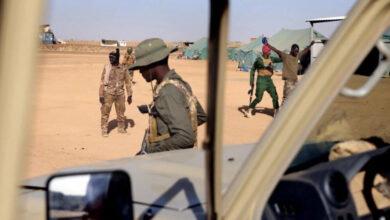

{"left": 24, "top": 52, "right": 285, "bottom": 179}
{"left": 24, "top": 51, "right": 390, "bottom": 215}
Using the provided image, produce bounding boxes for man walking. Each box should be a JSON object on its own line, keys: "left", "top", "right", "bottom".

{"left": 99, "top": 50, "right": 133, "bottom": 137}
{"left": 245, "top": 44, "right": 281, "bottom": 118}
{"left": 267, "top": 41, "right": 314, "bottom": 106}
{"left": 129, "top": 38, "right": 206, "bottom": 154}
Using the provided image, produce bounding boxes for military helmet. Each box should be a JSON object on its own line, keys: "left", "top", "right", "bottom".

{"left": 128, "top": 38, "right": 177, "bottom": 70}
{"left": 127, "top": 47, "right": 132, "bottom": 54}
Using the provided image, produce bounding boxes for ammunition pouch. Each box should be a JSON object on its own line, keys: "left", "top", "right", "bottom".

{"left": 146, "top": 79, "right": 199, "bottom": 148}
{"left": 258, "top": 56, "right": 274, "bottom": 77}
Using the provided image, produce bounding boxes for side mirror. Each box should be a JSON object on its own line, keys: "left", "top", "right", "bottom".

{"left": 46, "top": 170, "right": 133, "bottom": 220}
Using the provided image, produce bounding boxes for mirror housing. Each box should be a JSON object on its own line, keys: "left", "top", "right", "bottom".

{"left": 46, "top": 170, "right": 133, "bottom": 220}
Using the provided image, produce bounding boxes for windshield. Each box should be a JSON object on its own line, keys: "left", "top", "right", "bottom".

{"left": 27, "top": 0, "right": 358, "bottom": 179}
{"left": 15, "top": 0, "right": 390, "bottom": 219}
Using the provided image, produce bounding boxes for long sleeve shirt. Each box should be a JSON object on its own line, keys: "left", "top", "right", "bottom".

{"left": 99, "top": 65, "right": 132, "bottom": 97}
{"left": 250, "top": 56, "right": 282, "bottom": 85}
{"left": 146, "top": 70, "right": 207, "bottom": 153}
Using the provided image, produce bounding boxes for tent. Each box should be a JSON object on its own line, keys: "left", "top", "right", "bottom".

{"left": 227, "top": 47, "right": 239, "bottom": 61}
{"left": 235, "top": 36, "right": 264, "bottom": 69}
{"left": 234, "top": 28, "right": 327, "bottom": 69}
{"left": 183, "top": 37, "right": 208, "bottom": 60}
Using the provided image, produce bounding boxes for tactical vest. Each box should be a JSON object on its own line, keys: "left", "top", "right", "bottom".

{"left": 257, "top": 56, "right": 273, "bottom": 77}
{"left": 146, "top": 79, "right": 198, "bottom": 147}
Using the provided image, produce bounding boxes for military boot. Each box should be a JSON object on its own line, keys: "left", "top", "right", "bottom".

{"left": 102, "top": 130, "right": 108, "bottom": 137}
{"left": 118, "top": 128, "right": 127, "bottom": 134}
{"left": 244, "top": 108, "right": 252, "bottom": 118}
{"left": 273, "top": 108, "right": 279, "bottom": 118}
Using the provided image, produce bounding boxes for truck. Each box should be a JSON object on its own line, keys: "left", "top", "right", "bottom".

{"left": 1, "top": 0, "right": 390, "bottom": 219}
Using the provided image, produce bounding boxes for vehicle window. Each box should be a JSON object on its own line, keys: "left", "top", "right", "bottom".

{"left": 18, "top": 0, "right": 390, "bottom": 219}
{"left": 28, "top": 0, "right": 358, "bottom": 178}
{"left": 27, "top": 0, "right": 210, "bottom": 179}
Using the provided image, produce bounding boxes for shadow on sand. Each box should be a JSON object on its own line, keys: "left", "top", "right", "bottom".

{"left": 107, "top": 118, "right": 135, "bottom": 133}
{"left": 238, "top": 105, "right": 274, "bottom": 117}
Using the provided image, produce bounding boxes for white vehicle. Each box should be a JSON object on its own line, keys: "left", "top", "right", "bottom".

{"left": 118, "top": 40, "right": 127, "bottom": 47}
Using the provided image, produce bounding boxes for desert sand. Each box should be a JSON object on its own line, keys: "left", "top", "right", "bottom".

{"left": 24, "top": 52, "right": 282, "bottom": 179}
{"left": 25, "top": 51, "right": 390, "bottom": 182}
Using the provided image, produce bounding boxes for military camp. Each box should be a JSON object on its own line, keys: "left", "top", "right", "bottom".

{"left": 230, "top": 28, "right": 327, "bottom": 69}
{"left": 183, "top": 37, "right": 208, "bottom": 60}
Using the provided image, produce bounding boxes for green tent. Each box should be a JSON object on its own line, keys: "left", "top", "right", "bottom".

{"left": 234, "top": 28, "right": 327, "bottom": 69}
{"left": 234, "top": 36, "right": 264, "bottom": 69}
{"left": 183, "top": 37, "right": 208, "bottom": 60}
{"left": 227, "top": 47, "right": 239, "bottom": 61}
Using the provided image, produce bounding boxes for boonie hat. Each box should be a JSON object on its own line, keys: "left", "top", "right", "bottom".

{"left": 128, "top": 38, "right": 177, "bottom": 70}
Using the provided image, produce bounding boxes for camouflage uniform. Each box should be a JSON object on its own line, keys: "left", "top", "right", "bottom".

{"left": 282, "top": 79, "right": 297, "bottom": 105}
{"left": 99, "top": 64, "right": 132, "bottom": 134}
{"left": 122, "top": 53, "right": 136, "bottom": 81}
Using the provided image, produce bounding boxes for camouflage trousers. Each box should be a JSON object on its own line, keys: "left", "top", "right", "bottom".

{"left": 101, "top": 93, "right": 126, "bottom": 131}
{"left": 282, "top": 79, "right": 297, "bottom": 106}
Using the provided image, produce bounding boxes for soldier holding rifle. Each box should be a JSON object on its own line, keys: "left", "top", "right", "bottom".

{"left": 245, "top": 41, "right": 281, "bottom": 118}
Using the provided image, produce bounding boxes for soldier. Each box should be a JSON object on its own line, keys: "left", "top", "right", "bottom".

{"left": 129, "top": 38, "right": 207, "bottom": 154}
{"left": 267, "top": 41, "right": 314, "bottom": 106}
{"left": 99, "top": 50, "right": 133, "bottom": 137}
{"left": 245, "top": 44, "right": 282, "bottom": 118}
{"left": 122, "top": 46, "right": 136, "bottom": 81}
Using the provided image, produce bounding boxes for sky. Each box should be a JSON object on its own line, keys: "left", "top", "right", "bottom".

{"left": 43, "top": 0, "right": 357, "bottom": 43}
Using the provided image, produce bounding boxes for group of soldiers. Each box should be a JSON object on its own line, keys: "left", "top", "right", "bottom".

{"left": 245, "top": 38, "right": 314, "bottom": 118}
{"left": 99, "top": 38, "right": 206, "bottom": 154}
{"left": 98, "top": 37, "right": 313, "bottom": 155}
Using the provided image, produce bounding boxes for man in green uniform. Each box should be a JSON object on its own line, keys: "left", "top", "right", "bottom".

{"left": 129, "top": 38, "right": 207, "bottom": 154}
{"left": 245, "top": 44, "right": 281, "bottom": 118}
{"left": 99, "top": 51, "right": 133, "bottom": 137}
{"left": 267, "top": 41, "right": 314, "bottom": 106}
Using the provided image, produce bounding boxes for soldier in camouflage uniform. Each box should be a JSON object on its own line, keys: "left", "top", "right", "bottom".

{"left": 122, "top": 46, "right": 136, "bottom": 81}
{"left": 245, "top": 44, "right": 282, "bottom": 118}
{"left": 99, "top": 51, "right": 133, "bottom": 137}
{"left": 129, "top": 38, "right": 207, "bottom": 154}
{"left": 267, "top": 41, "right": 314, "bottom": 106}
